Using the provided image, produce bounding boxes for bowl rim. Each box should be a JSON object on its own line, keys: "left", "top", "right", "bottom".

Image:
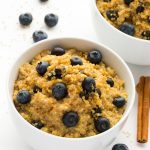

{"left": 7, "top": 37, "right": 135, "bottom": 141}
{"left": 92, "top": 0, "right": 150, "bottom": 44}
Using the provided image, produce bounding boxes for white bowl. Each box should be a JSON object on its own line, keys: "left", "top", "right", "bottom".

{"left": 7, "top": 37, "right": 135, "bottom": 150}
{"left": 92, "top": 0, "right": 150, "bottom": 65}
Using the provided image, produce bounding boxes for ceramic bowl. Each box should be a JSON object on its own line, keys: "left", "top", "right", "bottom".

{"left": 92, "top": 0, "right": 150, "bottom": 65}
{"left": 7, "top": 37, "right": 135, "bottom": 150}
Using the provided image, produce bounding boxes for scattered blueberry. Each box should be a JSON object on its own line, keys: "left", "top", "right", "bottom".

{"left": 113, "top": 97, "right": 126, "bottom": 108}
{"left": 52, "top": 83, "right": 68, "bottom": 100}
{"left": 82, "top": 77, "right": 96, "bottom": 93}
{"left": 119, "top": 22, "right": 135, "bottom": 36}
{"left": 36, "top": 61, "right": 49, "bottom": 76}
{"left": 136, "top": 5, "right": 145, "bottom": 13}
{"left": 141, "top": 30, "right": 150, "bottom": 40}
{"left": 96, "top": 88, "right": 102, "bottom": 97}
{"left": 124, "top": 0, "right": 133, "bottom": 5}
{"left": 106, "top": 10, "right": 118, "bottom": 21}
{"left": 70, "top": 57, "right": 83, "bottom": 66}
{"left": 32, "top": 120, "right": 44, "bottom": 129}
{"left": 33, "top": 31, "right": 48, "bottom": 42}
{"left": 94, "top": 117, "right": 110, "bottom": 133}
{"left": 112, "top": 144, "right": 129, "bottom": 150}
{"left": 19, "top": 13, "right": 33, "bottom": 26}
{"left": 87, "top": 49, "right": 102, "bottom": 64}
{"left": 106, "top": 78, "right": 114, "bottom": 87}
{"left": 62, "top": 111, "right": 79, "bottom": 127}
{"left": 45, "top": 13, "right": 58, "bottom": 28}
{"left": 51, "top": 46, "right": 65, "bottom": 56}
{"left": 40, "top": 0, "right": 48, "bottom": 2}
{"left": 17, "top": 90, "right": 31, "bottom": 104}
{"left": 79, "top": 91, "right": 89, "bottom": 100}
{"left": 33, "top": 85, "right": 42, "bottom": 93}
{"left": 93, "top": 107, "right": 102, "bottom": 114}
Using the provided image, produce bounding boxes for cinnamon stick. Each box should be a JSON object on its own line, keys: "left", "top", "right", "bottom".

{"left": 136, "top": 77, "right": 145, "bottom": 143}
{"left": 136, "top": 76, "right": 150, "bottom": 143}
{"left": 142, "top": 77, "right": 150, "bottom": 143}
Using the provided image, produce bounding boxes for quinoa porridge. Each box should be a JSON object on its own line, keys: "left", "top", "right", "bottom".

{"left": 13, "top": 46, "right": 127, "bottom": 138}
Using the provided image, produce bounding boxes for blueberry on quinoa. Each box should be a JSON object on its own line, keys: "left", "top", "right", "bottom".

{"left": 79, "top": 91, "right": 89, "bottom": 100}
{"left": 62, "top": 111, "right": 79, "bottom": 127}
{"left": 87, "top": 50, "right": 102, "bottom": 64}
{"left": 51, "top": 46, "right": 65, "bottom": 56}
{"left": 136, "top": 5, "right": 145, "bottom": 14}
{"left": 124, "top": 0, "right": 133, "bottom": 5}
{"left": 106, "top": 10, "right": 118, "bottom": 21}
{"left": 70, "top": 57, "right": 83, "bottom": 66}
{"left": 94, "top": 117, "right": 110, "bottom": 133}
{"left": 113, "top": 97, "right": 126, "bottom": 108}
{"left": 106, "top": 78, "right": 114, "bottom": 87}
{"left": 17, "top": 90, "right": 31, "bottom": 104}
{"left": 32, "top": 120, "right": 44, "bottom": 129}
{"left": 141, "top": 30, "right": 150, "bottom": 40}
{"left": 36, "top": 61, "right": 49, "bottom": 76}
{"left": 48, "top": 69, "right": 62, "bottom": 80}
{"left": 82, "top": 77, "right": 96, "bottom": 93}
{"left": 33, "top": 85, "right": 42, "bottom": 93}
{"left": 33, "top": 31, "right": 48, "bottom": 42}
{"left": 112, "top": 144, "right": 129, "bottom": 150}
{"left": 52, "top": 83, "right": 68, "bottom": 100}
{"left": 45, "top": 13, "right": 58, "bottom": 28}
{"left": 19, "top": 13, "right": 33, "bottom": 26}
{"left": 119, "top": 22, "right": 135, "bottom": 36}
{"left": 148, "top": 17, "right": 150, "bottom": 23}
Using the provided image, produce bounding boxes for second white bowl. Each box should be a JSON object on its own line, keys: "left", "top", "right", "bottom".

{"left": 92, "top": 0, "right": 150, "bottom": 65}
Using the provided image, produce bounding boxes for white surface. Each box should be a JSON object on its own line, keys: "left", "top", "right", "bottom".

{"left": 0, "top": 0, "right": 149, "bottom": 149}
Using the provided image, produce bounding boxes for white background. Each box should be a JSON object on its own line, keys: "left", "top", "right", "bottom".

{"left": 0, "top": 0, "right": 150, "bottom": 149}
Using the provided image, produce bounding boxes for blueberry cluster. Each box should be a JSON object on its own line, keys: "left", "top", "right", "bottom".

{"left": 19, "top": 0, "right": 58, "bottom": 42}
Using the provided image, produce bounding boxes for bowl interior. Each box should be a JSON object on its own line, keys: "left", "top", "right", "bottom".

{"left": 8, "top": 38, "right": 135, "bottom": 138}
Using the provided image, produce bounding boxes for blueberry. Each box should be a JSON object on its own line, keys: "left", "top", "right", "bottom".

{"left": 45, "top": 13, "right": 58, "bottom": 28}
{"left": 19, "top": 13, "right": 33, "bottom": 26}
{"left": 136, "top": 5, "right": 145, "bottom": 13}
{"left": 33, "top": 31, "right": 48, "bottom": 42}
{"left": 62, "top": 111, "right": 79, "bottom": 127}
{"left": 119, "top": 22, "right": 135, "bottom": 36}
{"left": 17, "top": 90, "right": 31, "bottom": 104}
{"left": 40, "top": 0, "right": 48, "bottom": 2}
{"left": 112, "top": 144, "right": 129, "bottom": 150}
{"left": 106, "top": 10, "right": 118, "bottom": 21}
{"left": 141, "top": 30, "right": 150, "bottom": 40}
{"left": 82, "top": 77, "right": 96, "bottom": 93}
{"left": 36, "top": 61, "right": 49, "bottom": 76}
{"left": 48, "top": 69, "right": 62, "bottom": 80}
{"left": 94, "top": 117, "right": 110, "bottom": 133}
{"left": 87, "top": 50, "right": 102, "bottom": 64}
{"left": 106, "top": 78, "right": 114, "bottom": 87}
{"left": 51, "top": 46, "right": 65, "bottom": 56}
{"left": 96, "top": 88, "right": 102, "bottom": 97}
{"left": 124, "top": 0, "right": 133, "bottom": 5}
{"left": 92, "top": 107, "right": 102, "bottom": 115}
{"left": 33, "top": 85, "right": 42, "bottom": 93}
{"left": 52, "top": 83, "right": 68, "bottom": 100}
{"left": 70, "top": 57, "right": 83, "bottom": 66}
{"left": 32, "top": 120, "right": 44, "bottom": 129}
{"left": 113, "top": 97, "right": 126, "bottom": 108}
{"left": 79, "top": 91, "right": 89, "bottom": 100}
